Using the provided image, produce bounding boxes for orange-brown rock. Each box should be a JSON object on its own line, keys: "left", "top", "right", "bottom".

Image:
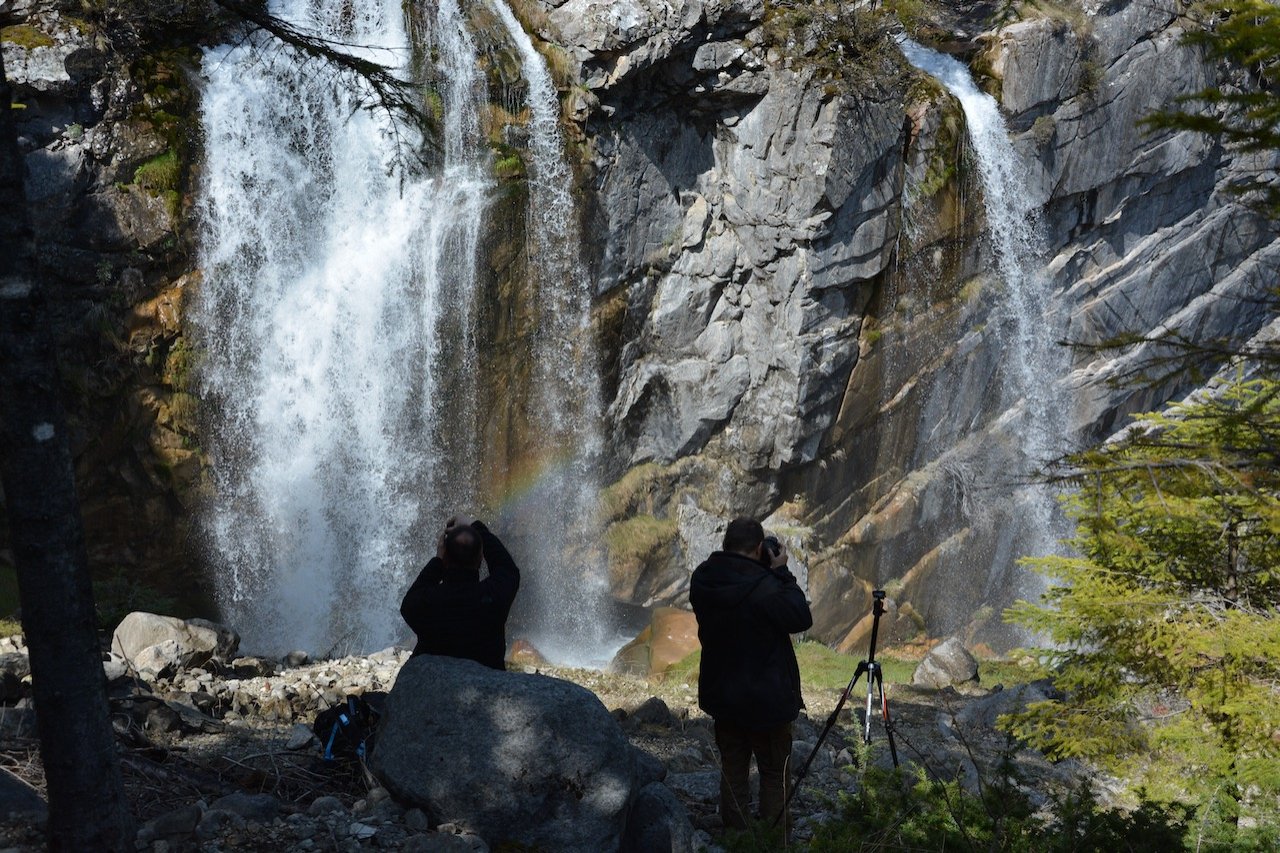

{"left": 609, "top": 607, "right": 699, "bottom": 679}
{"left": 506, "top": 639, "right": 549, "bottom": 668}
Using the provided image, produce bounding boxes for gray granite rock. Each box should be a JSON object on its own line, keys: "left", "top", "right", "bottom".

{"left": 912, "top": 637, "right": 979, "bottom": 690}
{"left": 621, "top": 781, "right": 698, "bottom": 853}
{"left": 368, "top": 655, "right": 645, "bottom": 852}
{"left": 112, "top": 612, "right": 240, "bottom": 674}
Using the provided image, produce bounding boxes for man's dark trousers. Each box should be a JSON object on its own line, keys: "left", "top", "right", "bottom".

{"left": 713, "top": 720, "right": 792, "bottom": 830}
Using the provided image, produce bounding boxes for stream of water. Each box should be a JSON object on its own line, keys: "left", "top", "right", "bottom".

{"left": 897, "top": 38, "right": 1069, "bottom": 607}
{"left": 485, "top": 1, "right": 615, "bottom": 665}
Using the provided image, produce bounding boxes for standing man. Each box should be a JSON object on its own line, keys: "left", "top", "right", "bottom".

{"left": 690, "top": 517, "right": 813, "bottom": 833}
{"left": 400, "top": 516, "right": 520, "bottom": 670}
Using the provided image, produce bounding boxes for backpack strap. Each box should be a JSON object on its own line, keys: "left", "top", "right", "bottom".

{"left": 322, "top": 714, "right": 347, "bottom": 762}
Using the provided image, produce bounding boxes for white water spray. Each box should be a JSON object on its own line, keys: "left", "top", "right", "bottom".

{"left": 195, "top": 0, "right": 491, "bottom": 655}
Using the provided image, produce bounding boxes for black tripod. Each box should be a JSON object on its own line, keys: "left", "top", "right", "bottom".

{"left": 783, "top": 591, "right": 899, "bottom": 819}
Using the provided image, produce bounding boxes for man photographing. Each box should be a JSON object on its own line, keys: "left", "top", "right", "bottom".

{"left": 690, "top": 517, "right": 813, "bottom": 834}
{"left": 400, "top": 516, "right": 520, "bottom": 670}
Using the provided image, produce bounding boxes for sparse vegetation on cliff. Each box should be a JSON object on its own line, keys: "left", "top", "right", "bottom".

{"left": 761, "top": 0, "right": 914, "bottom": 86}
{"left": 0, "top": 24, "right": 54, "bottom": 49}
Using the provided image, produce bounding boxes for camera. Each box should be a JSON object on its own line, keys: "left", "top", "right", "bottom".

{"left": 873, "top": 589, "right": 886, "bottom": 600}
{"left": 762, "top": 535, "right": 782, "bottom": 558}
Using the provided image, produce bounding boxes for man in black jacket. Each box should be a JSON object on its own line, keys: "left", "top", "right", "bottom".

{"left": 400, "top": 517, "right": 520, "bottom": 670}
{"left": 690, "top": 516, "right": 813, "bottom": 833}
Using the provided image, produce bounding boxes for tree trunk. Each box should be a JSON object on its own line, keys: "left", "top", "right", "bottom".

{"left": 0, "top": 50, "right": 135, "bottom": 852}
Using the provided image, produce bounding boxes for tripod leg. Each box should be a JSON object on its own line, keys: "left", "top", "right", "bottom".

{"left": 863, "top": 669, "right": 875, "bottom": 744}
{"left": 874, "top": 667, "right": 900, "bottom": 768}
{"left": 777, "top": 664, "right": 868, "bottom": 826}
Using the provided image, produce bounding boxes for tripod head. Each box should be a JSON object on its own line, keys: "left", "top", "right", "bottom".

{"left": 866, "top": 589, "right": 887, "bottom": 664}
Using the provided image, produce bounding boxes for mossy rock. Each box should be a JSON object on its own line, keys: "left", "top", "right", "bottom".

{"left": 605, "top": 514, "right": 678, "bottom": 564}
{"left": 1, "top": 24, "right": 56, "bottom": 50}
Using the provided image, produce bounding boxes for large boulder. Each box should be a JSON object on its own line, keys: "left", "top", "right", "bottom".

{"left": 620, "top": 782, "right": 698, "bottom": 853}
{"left": 111, "top": 612, "right": 240, "bottom": 675}
{"left": 911, "top": 637, "right": 979, "bottom": 690}
{"left": 369, "top": 655, "right": 673, "bottom": 852}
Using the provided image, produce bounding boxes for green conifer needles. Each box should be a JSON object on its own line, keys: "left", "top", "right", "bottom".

{"left": 1003, "top": 377, "right": 1280, "bottom": 809}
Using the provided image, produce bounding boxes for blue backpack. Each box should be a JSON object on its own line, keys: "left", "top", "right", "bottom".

{"left": 312, "top": 693, "right": 384, "bottom": 763}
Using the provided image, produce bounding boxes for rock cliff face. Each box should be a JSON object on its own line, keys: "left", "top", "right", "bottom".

{"left": 5, "top": 0, "right": 1276, "bottom": 652}
{"left": 534, "top": 0, "right": 1280, "bottom": 648}
{"left": 1, "top": 0, "right": 219, "bottom": 611}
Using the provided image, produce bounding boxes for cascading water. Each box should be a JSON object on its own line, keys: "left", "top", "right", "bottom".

{"left": 897, "top": 39, "right": 1070, "bottom": 603}
{"left": 194, "top": 0, "right": 491, "bottom": 655}
{"left": 486, "top": 2, "right": 616, "bottom": 665}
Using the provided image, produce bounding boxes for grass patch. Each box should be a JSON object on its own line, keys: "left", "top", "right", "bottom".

{"left": 1009, "top": 0, "right": 1092, "bottom": 36}
{"left": 1, "top": 24, "right": 55, "bottom": 49}
{"left": 662, "top": 648, "right": 701, "bottom": 685}
{"left": 162, "top": 336, "right": 194, "bottom": 390}
{"left": 493, "top": 151, "right": 525, "bottom": 180}
{"left": 797, "top": 641, "right": 912, "bottom": 689}
{"left": 601, "top": 462, "right": 669, "bottom": 518}
{"left": 761, "top": 0, "right": 908, "bottom": 88}
{"left": 666, "top": 641, "right": 1043, "bottom": 692}
{"left": 605, "top": 514, "right": 677, "bottom": 563}
{"left": 134, "top": 149, "right": 180, "bottom": 193}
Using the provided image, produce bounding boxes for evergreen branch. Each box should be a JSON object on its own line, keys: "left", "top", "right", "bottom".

{"left": 209, "top": 0, "right": 440, "bottom": 161}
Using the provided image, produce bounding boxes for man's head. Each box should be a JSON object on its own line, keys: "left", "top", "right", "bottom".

{"left": 443, "top": 524, "right": 483, "bottom": 572}
{"left": 722, "top": 517, "right": 765, "bottom": 557}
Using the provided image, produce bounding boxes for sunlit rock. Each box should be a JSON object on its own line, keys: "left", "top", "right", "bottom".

{"left": 609, "top": 607, "right": 699, "bottom": 678}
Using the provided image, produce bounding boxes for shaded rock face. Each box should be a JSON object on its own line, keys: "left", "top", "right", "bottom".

{"left": 369, "top": 654, "right": 668, "bottom": 853}
{"left": 1, "top": 2, "right": 210, "bottom": 610}
{"left": 540, "top": 0, "right": 1280, "bottom": 648}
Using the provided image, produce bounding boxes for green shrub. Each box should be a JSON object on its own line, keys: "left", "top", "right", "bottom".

{"left": 805, "top": 765, "right": 1191, "bottom": 852}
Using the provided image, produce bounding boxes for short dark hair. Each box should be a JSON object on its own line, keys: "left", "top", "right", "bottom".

{"left": 722, "top": 517, "right": 764, "bottom": 555}
{"left": 444, "top": 525, "right": 482, "bottom": 571}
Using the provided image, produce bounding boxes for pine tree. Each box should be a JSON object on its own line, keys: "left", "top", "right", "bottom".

{"left": 1004, "top": 377, "right": 1280, "bottom": 835}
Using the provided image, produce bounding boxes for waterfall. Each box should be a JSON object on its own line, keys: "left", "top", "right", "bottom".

{"left": 897, "top": 39, "right": 1070, "bottom": 604}
{"left": 194, "top": 0, "right": 491, "bottom": 655}
{"left": 487, "top": 2, "right": 615, "bottom": 666}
